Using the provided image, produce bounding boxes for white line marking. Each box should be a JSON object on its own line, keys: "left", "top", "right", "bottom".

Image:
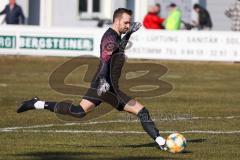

{"left": 0, "top": 115, "right": 239, "bottom": 132}
{"left": 0, "top": 83, "right": 7, "bottom": 87}
{"left": 1, "top": 129, "right": 240, "bottom": 135}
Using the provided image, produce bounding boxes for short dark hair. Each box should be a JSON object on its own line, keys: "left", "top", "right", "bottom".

{"left": 193, "top": 4, "right": 200, "bottom": 9}
{"left": 169, "top": 3, "right": 176, "bottom": 8}
{"left": 156, "top": 3, "right": 161, "bottom": 8}
{"left": 113, "top": 8, "right": 132, "bottom": 22}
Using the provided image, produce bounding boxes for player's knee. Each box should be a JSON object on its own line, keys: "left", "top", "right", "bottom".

{"left": 80, "top": 99, "right": 96, "bottom": 113}
{"left": 124, "top": 100, "right": 144, "bottom": 115}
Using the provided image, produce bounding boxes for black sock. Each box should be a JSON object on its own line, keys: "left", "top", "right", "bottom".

{"left": 137, "top": 107, "right": 160, "bottom": 140}
{"left": 44, "top": 102, "right": 57, "bottom": 112}
{"left": 44, "top": 101, "right": 86, "bottom": 118}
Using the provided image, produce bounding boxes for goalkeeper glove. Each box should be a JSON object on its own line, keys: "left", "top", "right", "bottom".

{"left": 129, "top": 22, "right": 142, "bottom": 33}
{"left": 97, "top": 77, "right": 110, "bottom": 96}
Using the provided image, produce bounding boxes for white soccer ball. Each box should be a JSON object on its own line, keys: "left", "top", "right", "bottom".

{"left": 166, "top": 133, "right": 187, "bottom": 153}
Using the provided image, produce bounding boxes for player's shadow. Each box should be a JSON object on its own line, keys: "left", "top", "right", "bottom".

{"left": 121, "top": 143, "right": 192, "bottom": 154}
{"left": 124, "top": 142, "right": 193, "bottom": 155}
{"left": 15, "top": 151, "right": 101, "bottom": 160}
{"left": 57, "top": 142, "right": 194, "bottom": 151}
{"left": 121, "top": 142, "right": 158, "bottom": 148}
{"left": 108, "top": 157, "right": 186, "bottom": 160}
{"left": 56, "top": 142, "right": 193, "bottom": 155}
{"left": 14, "top": 151, "right": 186, "bottom": 160}
{"left": 55, "top": 142, "right": 158, "bottom": 149}
{"left": 187, "top": 138, "right": 207, "bottom": 143}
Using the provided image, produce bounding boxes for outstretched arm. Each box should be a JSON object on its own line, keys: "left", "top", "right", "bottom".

{"left": 119, "top": 22, "right": 142, "bottom": 51}
{"left": 119, "top": 32, "right": 132, "bottom": 51}
{"left": 0, "top": 7, "right": 7, "bottom": 15}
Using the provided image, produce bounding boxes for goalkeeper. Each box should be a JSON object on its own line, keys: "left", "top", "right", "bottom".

{"left": 17, "top": 8, "right": 167, "bottom": 150}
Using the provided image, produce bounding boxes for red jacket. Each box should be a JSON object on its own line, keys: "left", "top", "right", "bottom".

{"left": 143, "top": 13, "right": 165, "bottom": 29}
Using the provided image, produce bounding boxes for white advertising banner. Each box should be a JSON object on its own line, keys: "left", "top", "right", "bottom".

{"left": 0, "top": 26, "right": 240, "bottom": 62}
{"left": 126, "top": 30, "right": 240, "bottom": 62}
{"left": 0, "top": 26, "right": 104, "bottom": 57}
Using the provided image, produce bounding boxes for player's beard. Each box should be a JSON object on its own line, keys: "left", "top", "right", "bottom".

{"left": 121, "top": 28, "right": 129, "bottom": 34}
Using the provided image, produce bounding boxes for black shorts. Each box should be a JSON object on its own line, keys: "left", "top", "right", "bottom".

{"left": 83, "top": 81, "right": 132, "bottom": 111}
{"left": 83, "top": 53, "right": 131, "bottom": 111}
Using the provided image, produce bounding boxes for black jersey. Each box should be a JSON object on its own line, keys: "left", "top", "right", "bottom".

{"left": 83, "top": 28, "right": 132, "bottom": 111}
{"left": 91, "top": 28, "right": 126, "bottom": 88}
{"left": 100, "top": 28, "right": 121, "bottom": 63}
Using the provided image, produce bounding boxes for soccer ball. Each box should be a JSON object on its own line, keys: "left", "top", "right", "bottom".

{"left": 166, "top": 133, "right": 187, "bottom": 153}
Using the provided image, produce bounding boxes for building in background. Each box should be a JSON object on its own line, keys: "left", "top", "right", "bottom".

{"left": 0, "top": 0, "right": 237, "bottom": 30}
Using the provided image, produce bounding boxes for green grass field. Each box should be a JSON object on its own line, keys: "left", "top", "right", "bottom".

{"left": 0, "top": 56, "right": 240, "bottom": 160}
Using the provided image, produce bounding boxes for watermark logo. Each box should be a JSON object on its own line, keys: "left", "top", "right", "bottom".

{"left": 49, "top": 56, "right": 173, "bottom": 122}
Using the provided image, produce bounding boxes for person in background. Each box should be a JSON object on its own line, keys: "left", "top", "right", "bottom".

{"left": 225, "top": 0, "right": 240, "bottom": 31}
{"left": 155, "top": 3, "right": 161, "bottom": 16}
{"left": 193, "top": 4, "right": 212, "bottom": 30}
{"left": 0, "top": 0, "right": 25, "bottom": 25}
{"left": 165, "top": 3, "right": 182, "bottom": 30}
{"left": 143, "top": 5, "right": 165, "bottom": 29}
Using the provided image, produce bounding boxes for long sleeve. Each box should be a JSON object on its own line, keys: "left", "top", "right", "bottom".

{"left": 101, "top": 34, "right": 119, "bottom": 62}
{"left": 153, "top": 16, "right": 165, "bottom": 24}
{"left": 143, "top": 15, "right": 150, "bottom": 28}
{"left": 19, "top": 7, "right": 25, "bottom": 24}
{"left": 119, "top": 32, "right": 132, "bottom": 51}
{"left": 207, "top": 13, "right": 213, "bottom": 28}
{"left": 98, "top": 61, "right": 109, "bottom": 78}
{"left": 0, "top": 7, "right": 7, "bottom": 15}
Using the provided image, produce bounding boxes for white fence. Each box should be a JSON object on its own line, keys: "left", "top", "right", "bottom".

{"left": 0, "top": 26, "right": 240, "bottom": 62}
